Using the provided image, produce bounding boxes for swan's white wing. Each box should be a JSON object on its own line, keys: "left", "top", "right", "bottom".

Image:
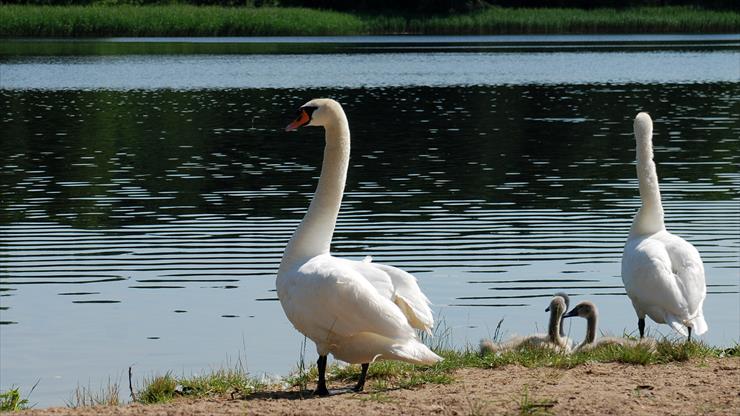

{"left": 282, "top": 254, "right": 416, "bottom": 345}
{"left": 659, "top": 232, "right": 708, "bottom": 334}
{"left": 327, "top": 257, "right": 435, "bottom": 334}
{"left": 622, "top": 234, "right": 694, "bottom": 335}
{"left": 337, "top": 257, "right": 395, "bottom": 300}
{"left": 372, "top": 263, "right": 435, "bottom": 333}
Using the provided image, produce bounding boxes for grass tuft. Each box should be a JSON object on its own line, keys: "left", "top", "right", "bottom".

{"left": 0, "top": 387, "right": 30, "bottom": 412}
{"left": 137, "top": 373, "right": 178, "bottom": 404}
{"left": 136, "top": 366, "right": 267, "bottom": 405}
{"left": 517, "top": 385, "right": 556, "bottom": 416}
{"left": 67, "top": 378, "right": 121, "bottom": 408}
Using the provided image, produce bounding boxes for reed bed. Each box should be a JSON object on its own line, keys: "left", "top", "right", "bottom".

{"left": 405, "top": 6, "right": 740, "bottom": 34}
{"left": 0, "top": 5, "right": 369, "bottom": 37}
{"left": 0, "top": 5, "right": 737, "bottom": 37}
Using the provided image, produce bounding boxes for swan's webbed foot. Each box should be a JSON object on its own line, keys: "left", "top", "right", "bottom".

{"left": 313, "top": 385, "right": 330, "bottom": 397}
{"left": 352, "top": 363, "right": 369, "bottom": 392}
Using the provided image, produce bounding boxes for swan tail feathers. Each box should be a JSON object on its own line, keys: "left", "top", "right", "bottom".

{"left": 390, "top": 340, "right": 442, "bottom": 365}
{"left": 687, "top": 314, "right": 708, "bottom": 336}
{"left": 667, "top": 316, "right": 688, "bottom": 336}
{"left": 394, "top": 294, "right": 434, "bottom": 335}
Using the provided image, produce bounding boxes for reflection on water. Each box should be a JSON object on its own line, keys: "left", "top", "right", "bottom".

{"left": 1, "top": 43, "right": 739, "bottom": 406}
{"left": 2, "top": 34, "right": 739, "bottom": 56}
{"left": 2, "top": 50, "right": 738, "bottom": 89}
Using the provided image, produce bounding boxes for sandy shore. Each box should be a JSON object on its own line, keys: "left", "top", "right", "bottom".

{"left": 18, "top": 357, "right": 739, "bottom": 415}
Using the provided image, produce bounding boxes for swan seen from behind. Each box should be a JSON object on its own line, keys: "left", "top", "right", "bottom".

{"left": 621, "top": 112, "right": 708, "bottom": 341}
{"left": 277, "top": 98, "right": 442, "bottom": 396}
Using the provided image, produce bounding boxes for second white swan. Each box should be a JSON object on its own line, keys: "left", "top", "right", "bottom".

{"left": 621, "top": 112, "right": 708, "bottom": 340}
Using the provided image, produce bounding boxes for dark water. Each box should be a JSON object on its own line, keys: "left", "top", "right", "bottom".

{"left": 1, "top": 36, "right": 739, "bottom": 406}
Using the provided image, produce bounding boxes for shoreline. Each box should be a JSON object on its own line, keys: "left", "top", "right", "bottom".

{"left": 5, "top": 341, "right": 738, "bottom": 412}
{"left": 14, "top": 357, "right": 740, "bottom": 415}
{"left": 1, "top": 5, "right": 739, "bottom": 38}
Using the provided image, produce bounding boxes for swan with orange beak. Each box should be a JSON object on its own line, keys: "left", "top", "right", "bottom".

{"left": 278, "top": 98, "right": 441, "bottom": 396}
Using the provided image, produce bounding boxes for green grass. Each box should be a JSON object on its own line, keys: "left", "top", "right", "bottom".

{"left": 517, "top": 385, "right": 556, "bottom": 416}
{"left": 0, "top": 386, "right": 32, "bottom": 412}
{"left": 0, "top": 5, "right": 737, "bottom": 37}
{"left": 136, "top": 367, "right": 266, "bottom": 404}
{"left": 128, "top": 338, "right": 733, "bottom": 405}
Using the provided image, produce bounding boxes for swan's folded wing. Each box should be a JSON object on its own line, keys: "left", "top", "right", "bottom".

{"left": 623, "top": 237, "right": 692, "bottom": 330}
{"left": 338, "top": 257, "right": 394, "bottom": 300}
{"left": 661, "top": 233, "right": 707, "bottom": 316}
{"left": 369, "top": 263, "right": 435, "bottom": 333}
{"left": 295, "top": 255, "right": 416, "bottom": 341}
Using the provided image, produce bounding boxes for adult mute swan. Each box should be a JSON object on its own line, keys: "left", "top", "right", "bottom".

{"left": 277, "top": 98, "right": 441, "bottom": 396}
{"left": 621, "top": 112, "right": 708, "bottom": 341}
{"left": 562, "top": 300, "right": 655, "bottom": 352}
{"left": 480, "top": 296, "right": 571, "bottom": 354}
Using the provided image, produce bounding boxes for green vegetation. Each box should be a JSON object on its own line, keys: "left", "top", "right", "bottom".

{"left": 133, "top": 338, "right": 733, "bottom": 405}
{"left": 0, "top": 5, "right": 737, "bottom": 37}
{"left": 0, "top": 387, "right": 31, "bottom": 412}
{"left": 67, "top": 378, "right": 121, "bottom": 408}
{"left": 1, "top": 340, "right": 730, "bottom": 408}
{"left": 137, "top": 367, "right": 266, "bottom": 404}
{"left": 517, "top": 386, "right": 556, "bottom": 416}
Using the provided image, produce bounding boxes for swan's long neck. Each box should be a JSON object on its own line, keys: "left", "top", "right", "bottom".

{"left": 548, "top": 307, "right": 562, "bottom": 344}
{"left": 281, "top": 117, "right": 350, "bottom": 269}
{"left": 630, "top": 116, "right": 665, "bottom": 237}
{"left": 584, "top": 311, "right": 597, "bottom": 344}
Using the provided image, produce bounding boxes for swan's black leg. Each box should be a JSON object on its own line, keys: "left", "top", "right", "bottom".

{"left": 638, "top": 318, "right": 645, "bottom": 339}
{"left": 353, "top": 363, "right": 369, "bottom": 392}
{"left": 314, "top": 355, "right": 329, "bottom": 397}
{"left": 687, "top": 326, "right": 692, "bottom": 343}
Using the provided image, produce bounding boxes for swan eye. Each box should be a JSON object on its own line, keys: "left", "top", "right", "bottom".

{"left": 302, "top": 106, "right": 318, "bottom": 118}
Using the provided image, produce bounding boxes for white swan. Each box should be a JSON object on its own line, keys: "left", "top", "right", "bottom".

{"left": 621, "top": 112, "right": 708, "bottom": 341}
{"left": 277, "top": 98, "right": 441, "bottom": 396}
{"left": 480, "top": 296, "right": 571, "bottom": 354}
{"left": 562, "top": 300, "right": 656, "bottom": 352}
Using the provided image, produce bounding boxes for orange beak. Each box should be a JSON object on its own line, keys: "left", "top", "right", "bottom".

{"left": 285, "top": 110, "right": 311, "bottom": 131}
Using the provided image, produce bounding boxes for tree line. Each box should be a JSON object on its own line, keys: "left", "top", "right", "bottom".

{"left": 3, "top": 1, "right": 737, "bottom": 12}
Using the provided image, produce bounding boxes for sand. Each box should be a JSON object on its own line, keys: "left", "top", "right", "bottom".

{"left": 18, "top": 357, "right": 739, "bottom": 415}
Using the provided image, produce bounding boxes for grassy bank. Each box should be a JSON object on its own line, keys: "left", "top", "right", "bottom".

{"left": 2, "top": 340, "right": 736, "bottom": 411}
{"left": 134, "top": 339, "right": 736, "bottom": 405}
{"left": 0, "top": 5, "right": 738, "bottom": 37}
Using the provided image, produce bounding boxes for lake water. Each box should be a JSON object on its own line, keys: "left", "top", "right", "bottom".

{"left": 1, "top": 35, "right": 739, "bottom": 407}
